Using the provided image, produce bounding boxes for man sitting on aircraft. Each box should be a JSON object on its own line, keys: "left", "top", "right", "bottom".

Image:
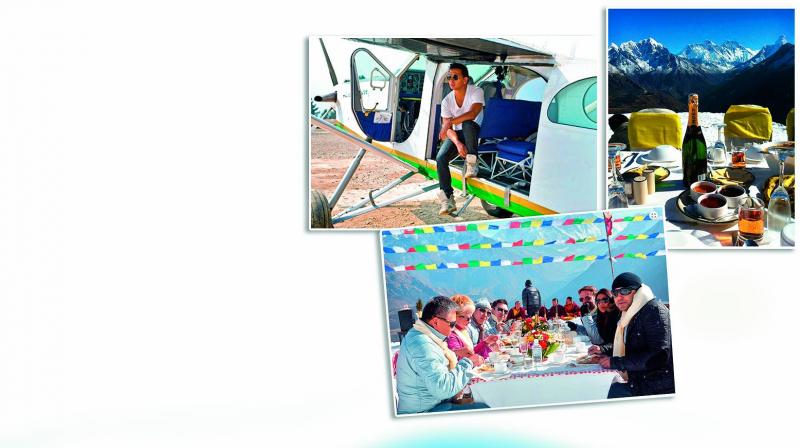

{"left": 436, "top": 63, "right": 484, "bottom": 215}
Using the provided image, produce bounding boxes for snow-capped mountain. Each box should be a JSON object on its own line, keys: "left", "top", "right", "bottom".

{"left": 608, "top": 36, "right": 795, "bottom": 117}
{"left": 608, "top": 38, "right": 711, "bottom": 77}
{"left": 677, "top": 40, "right": 755, "bottom": 72}
{"left": 738, "top": 35, "right": 790, "bottom": 69}
{"left": 608, "top": 38, "right": 682, "bottom": 75}
{"left": 608, "top": 37, "right": 717, "bottom": 100}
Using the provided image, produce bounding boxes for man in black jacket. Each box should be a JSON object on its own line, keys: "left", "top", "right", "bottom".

{"left": 589, "top": 272, "right": 674, "bottom": 399}
{"left": 608, "top": 114, "right": 629, "bottom": 147}
{"left": 521, "top": 280, "right": 541, "bottom": 315}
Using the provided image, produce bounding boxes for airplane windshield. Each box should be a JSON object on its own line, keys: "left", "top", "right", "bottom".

{"left": 466, "top": 65, "right": 493, "bottom": 82}
{"left": 396, "top": 57, "right": 426, "bottom": 75}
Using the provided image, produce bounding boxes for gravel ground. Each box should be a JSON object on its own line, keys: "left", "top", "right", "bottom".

{"left": 309, "top": 126, "right": 491, "bottom": 229}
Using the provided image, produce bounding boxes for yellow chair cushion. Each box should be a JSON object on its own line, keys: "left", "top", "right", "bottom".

{"left": 724, "top": 105, "right": 772, "bottom": 141}
{"left": 628, "top": 110, "right": 682, "bottom": 150}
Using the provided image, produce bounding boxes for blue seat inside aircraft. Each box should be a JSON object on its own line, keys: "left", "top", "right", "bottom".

{"left": 431, "top": 99, "right": 542, "bottom": 158}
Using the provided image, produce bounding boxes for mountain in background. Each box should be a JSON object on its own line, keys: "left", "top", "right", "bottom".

{"left": 705, "top": 43, "right": 796, "bottom": 125}
{"left": 678, "top": 40, "right": 755, "bottom": 72}
{"left": 608, "top": 38, "right": 723, "bottom": 104}
{"left": 738, "top": 35, "right": 790, "bottom": 69}
{"left": 608, "top": 65, "right": 684, "bottom": 113}
{"left": 608, "top": 38, "right": 678, "bottom": 76}
{"left": 608, "top": 36, "right": 794, "bottom": 120}
{"left": 385, "top": 261, "right": 605, "bottom": 333}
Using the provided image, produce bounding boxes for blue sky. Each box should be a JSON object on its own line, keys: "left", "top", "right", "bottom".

{"left": 382, "top": 208, "right": 669, "bottom": 320}
{"left": 608, "top": 9, "right": 795, "bottom": 52}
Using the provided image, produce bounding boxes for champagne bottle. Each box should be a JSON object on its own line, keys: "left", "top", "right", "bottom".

{"left": 682, "top": 93, "right": 707, "bottom": 187}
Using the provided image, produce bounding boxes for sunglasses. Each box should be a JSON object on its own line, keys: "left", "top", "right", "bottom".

{"left": 475, "top": 308, "right": 488, "bottom": 313}
{"left": 446, "top": 74, "right": 461, "bottom": 81}
{"left": 436, "top": 316, "right": 457, "bottom": 328}
{"left": 612, "top": 287, "right": 635, "bottom": 297}
{"left": 495, "top": 308, "right": 509, "bottom": 314}
{"left": 596, "top": 297, "right": 612, "bottom": 304}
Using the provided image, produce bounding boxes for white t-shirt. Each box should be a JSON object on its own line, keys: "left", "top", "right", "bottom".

{"left": 441, "top": 84, "right": 484, "bottom": 131}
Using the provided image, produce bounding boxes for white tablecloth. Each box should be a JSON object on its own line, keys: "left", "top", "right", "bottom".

{"left": 469, "top": 345, "right": 622, "bottom": 408}
{"left": 615, "top": 149, "right": 793, "bottom": 247}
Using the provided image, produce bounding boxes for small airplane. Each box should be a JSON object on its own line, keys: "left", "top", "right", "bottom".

{"left": 310, "top": 37, "right": 598, "bottom": 228}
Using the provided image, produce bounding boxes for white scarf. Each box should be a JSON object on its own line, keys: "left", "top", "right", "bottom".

{"left": 413, "top": 320, "right": 458, "bottom": 370}
{"left": 613, "top": 284, "right": 655, "bottom": 357}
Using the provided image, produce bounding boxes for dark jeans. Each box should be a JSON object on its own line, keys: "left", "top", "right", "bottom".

{"left": 428, "top": 400, "right": 490, "bottom": 413}
{"left": 435, "top": 120, "right": 480, "bottom": 197}
{"left": 608, "top": 382, "right": 634, "bottom": 399}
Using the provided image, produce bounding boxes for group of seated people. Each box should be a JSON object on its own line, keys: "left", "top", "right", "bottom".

{"left": 502, "top": 294, "right": 596, "bottom": 322}
{"left": 394, "top": 272, "right": 675, "bottom": 414}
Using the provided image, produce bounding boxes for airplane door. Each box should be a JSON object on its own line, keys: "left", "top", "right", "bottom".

{"left": 350, "top": 48, "right": 396, "bottom": 142}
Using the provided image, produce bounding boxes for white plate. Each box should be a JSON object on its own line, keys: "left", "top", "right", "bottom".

{"left": 480, "top": 370, "right": 512, "bottom": 379}
{"left": 640, "top": 154, "right": 678, "bottom": 165}
{"left": 746, "top": 147, "right": 764, "bottom": 161}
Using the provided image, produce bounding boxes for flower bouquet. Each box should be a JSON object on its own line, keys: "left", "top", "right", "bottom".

{"left": 525, "top": 330, "right": 560, "bottom": 360}
{"left": 521, "top": 315, "right": 549, "bottom": 335}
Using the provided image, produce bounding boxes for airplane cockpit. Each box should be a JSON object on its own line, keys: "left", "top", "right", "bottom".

{"left": 394, "top": 69, "right": 424, "bottom": 142}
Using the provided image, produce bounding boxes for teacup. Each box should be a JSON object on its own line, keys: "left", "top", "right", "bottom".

{"left": 649, "top": 144, "right": 680, "bottom": 162}
{"left": 493, "top": 362, "right": 508, "bottom": 374}
{"left": 718, "top": 185, "right": 747, "bottom": 208}
{"left": 696, "top": 193, "right": 729, "bottom": 220}
{"left": 488, "top": 351, "right": 499, "bottom": 363}
{"left": 690, "top": 180, "right": 718, "bottom": 201}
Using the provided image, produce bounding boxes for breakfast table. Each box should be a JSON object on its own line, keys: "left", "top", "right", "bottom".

{"left": 468, "top": 332, "right": 622, "bottom": 408}
{"left": 614, "top": 145, "right": 794, "bottom": 248}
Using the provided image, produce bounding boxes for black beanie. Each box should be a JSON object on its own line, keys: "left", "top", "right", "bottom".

{"left": 525, "top": 280, "right": 532, "bottom": 287}
{"left": 608, "top": 114, "right": 629, "bottom": 132}
{"left": 612, "top": 272, "right": 642, "bottom": 290}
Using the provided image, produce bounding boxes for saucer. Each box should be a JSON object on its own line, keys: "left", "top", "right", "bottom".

{"left": 676, "top": 190, "right": 738, "bottom": 225}
{"left": 482, "top": 370, "right": 512, "bottom": 379}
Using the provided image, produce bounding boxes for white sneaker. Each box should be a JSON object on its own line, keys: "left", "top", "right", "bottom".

{"left": 437, "top": 190, "right": 456, "bottom": 215}
{"left": 465, "top": 154, "right": 479, "bottom": 178}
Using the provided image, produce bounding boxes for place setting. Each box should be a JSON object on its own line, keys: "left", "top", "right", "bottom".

{"left": 607, "top": 104, "right": 795, "bottom": 248}
{"left": 472, "top": 315, "right": 594, "bottom": 381}
{"left": 635, "top": 144, "right": 681, "bottom": 168}
{"left": 675, "top": 181, "right": 745, "bottom": 225}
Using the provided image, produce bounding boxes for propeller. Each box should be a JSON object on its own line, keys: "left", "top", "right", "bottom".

{"left": 318, "top": 38, "right": 338, "bottom": 87}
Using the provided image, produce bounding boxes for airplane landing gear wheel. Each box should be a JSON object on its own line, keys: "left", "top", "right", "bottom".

{"left": 480, "top": 199, "right": 513, "bottom": 219}
{"left": 310, "top": 189, "right": 333, "bottom": 228}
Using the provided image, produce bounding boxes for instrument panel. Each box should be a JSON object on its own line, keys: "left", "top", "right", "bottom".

{"left": 399, "top": 70, "right": 424, "bottom": 98}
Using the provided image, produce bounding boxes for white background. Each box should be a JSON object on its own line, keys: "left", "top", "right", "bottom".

{"left": 1, "top": 1, "right": 797, "bottom": 447}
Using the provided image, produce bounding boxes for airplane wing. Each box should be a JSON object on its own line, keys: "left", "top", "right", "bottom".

{"left": 347, "top": 38, "right": 556, "bottom": 66}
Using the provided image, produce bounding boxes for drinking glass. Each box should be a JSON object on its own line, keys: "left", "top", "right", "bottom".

{"left": 518, "top": 337, "right": 528, "bottom": 356}
{"left": 767, "top": 143, "right": 795, "bottom": 234}
{"left": 608, "top": 144, "right": 629, "bottom": 209}
{"left": 524, "top": 355, "right": 533, "bottom": 369}
{"left": 738, "top": 197, "right": 765, "bottom": 243}
{"left": 708, "top": 125, "right": 728, "bottom": 170}
{"left": 731, "top": 146, "right": 747, "bottom": 169}
{"left": 558, "top": 338, "right": 567, "bottom": 359}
